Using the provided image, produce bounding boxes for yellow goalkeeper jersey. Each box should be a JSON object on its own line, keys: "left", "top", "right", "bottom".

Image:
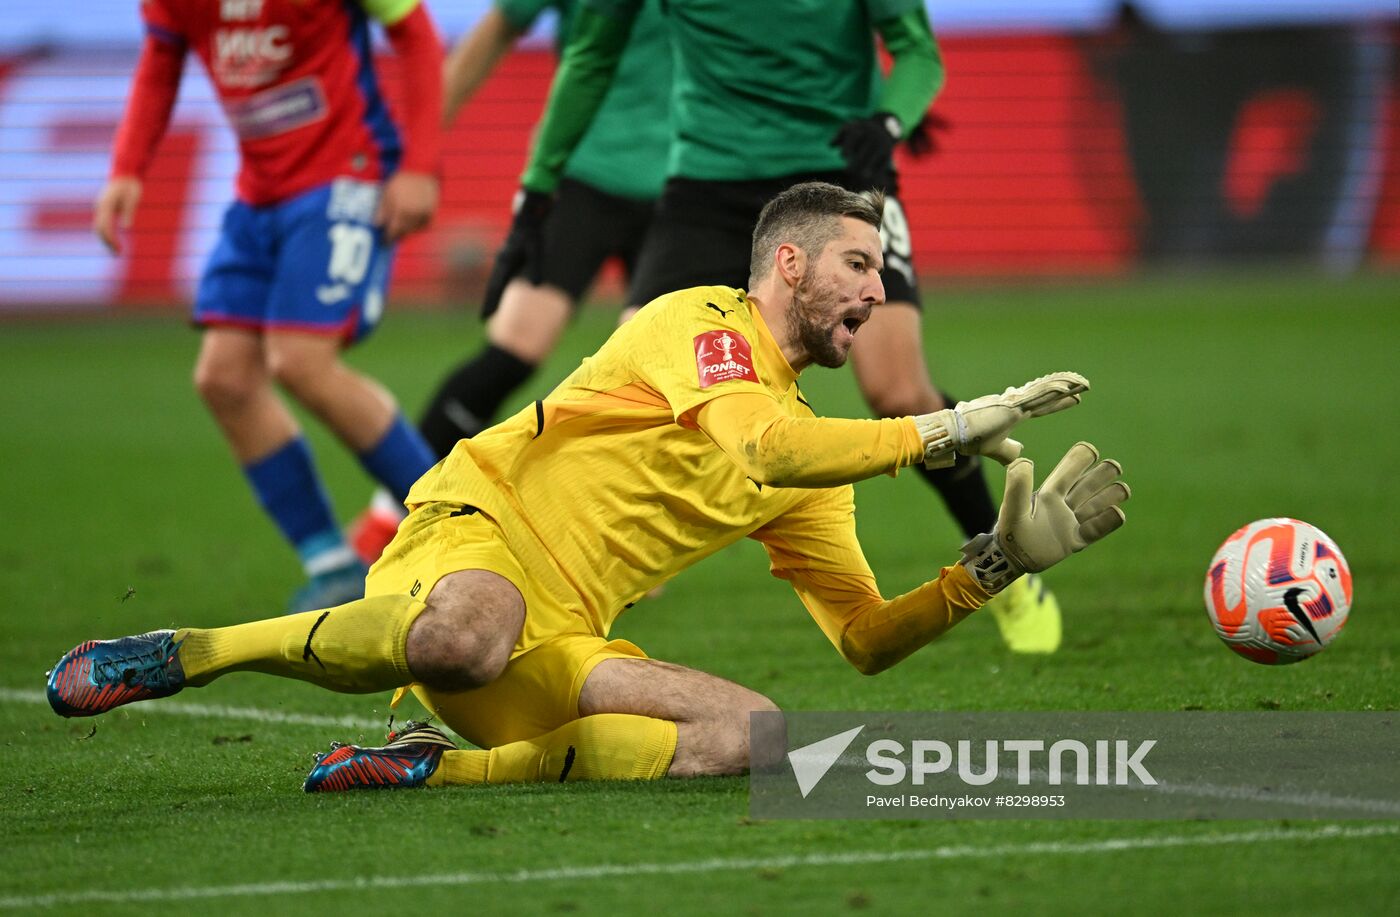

{"left": 407, "top": 286, "right": 986, "bottom": 669}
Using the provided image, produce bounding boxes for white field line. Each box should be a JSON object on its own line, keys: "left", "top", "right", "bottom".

{"left": 2, "top": 824, "right": 1397, "bottom": 910}
{"left": 1137, "top": 776, "right": 1400, "bottom": 816}
{"left": 0, "top": 687, "right": 372, "bottom": 729}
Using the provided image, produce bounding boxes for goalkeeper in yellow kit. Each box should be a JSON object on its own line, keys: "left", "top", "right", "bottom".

{"left": 46, "top": 183, "right": 1129, "bottom": 791}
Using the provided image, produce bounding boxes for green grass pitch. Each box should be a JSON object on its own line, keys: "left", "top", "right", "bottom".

{"left": 1, "top": 272, "right": 1398, "bottom": 914}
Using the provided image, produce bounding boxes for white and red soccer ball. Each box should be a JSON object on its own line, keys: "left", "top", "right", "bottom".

{"left": 1203, "top": 518, "right": 1352, "bottom": 665}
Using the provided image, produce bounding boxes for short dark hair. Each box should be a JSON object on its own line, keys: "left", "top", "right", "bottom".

{"left": 748, "top": 182, "right": 884, "bottom": 283}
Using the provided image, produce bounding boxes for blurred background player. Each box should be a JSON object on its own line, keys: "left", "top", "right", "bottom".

{"left": 493, "top": 0, "right": 1064, "bottom": 652}
{"left": 351, "top": 0, "right": 671, "bottom": 557}
{"left": 93, "top": 0, "right": 445, "bottom": 612}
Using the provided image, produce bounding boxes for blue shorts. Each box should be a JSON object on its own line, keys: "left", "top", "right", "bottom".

{"left": 194, "top": 179, "right": 394, "bottom": 344}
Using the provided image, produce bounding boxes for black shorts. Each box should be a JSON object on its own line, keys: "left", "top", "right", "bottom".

{"left": 528, "top": 177, "right": 656, "bottom": 303}
{"left": 626, "top": 171, "right": 921, "bottom": 308}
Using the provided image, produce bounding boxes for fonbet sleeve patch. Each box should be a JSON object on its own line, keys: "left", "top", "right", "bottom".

{"left": 694, "top": 329, "right": 756, "bottom": 389}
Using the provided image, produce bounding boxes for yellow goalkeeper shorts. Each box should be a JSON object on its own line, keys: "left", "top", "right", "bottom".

{"left": 410, "top": 633, "right": 649, "bottom": 749}
{"left": 366, "top": 501, "right": 651, "bottom": 749}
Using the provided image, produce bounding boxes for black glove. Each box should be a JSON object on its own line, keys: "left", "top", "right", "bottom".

{"left": 905, "top": 112, "right": 951, "bottom": 158}
{"left": 480, "top": 188, "right": 553, "bottom": 319}
{"left": 831, "top": 112, "right": 902, "bottom": 192}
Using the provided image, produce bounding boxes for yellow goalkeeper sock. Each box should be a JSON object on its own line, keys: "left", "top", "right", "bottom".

{"left": 427, "top": 714, "right": 677, "bottom": 786}
{"left": 174, "top": 594, "right": 426, "bottom": 693}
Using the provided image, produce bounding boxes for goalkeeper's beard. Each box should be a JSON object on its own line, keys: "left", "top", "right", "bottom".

{"left": 789, "top": 272, "right": 850, "bottom": 369}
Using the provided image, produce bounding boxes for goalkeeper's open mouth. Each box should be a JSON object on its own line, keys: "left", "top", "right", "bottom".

{"left": 830, "top": 310, "right": 869, "bottom": 355}
{"left": 840, "top": 307, "right": 871, "bottom": 338}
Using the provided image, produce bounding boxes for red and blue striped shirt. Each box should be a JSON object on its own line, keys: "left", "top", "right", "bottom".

{"left": 115, "top": 0, "right": 442, "bottom": 205}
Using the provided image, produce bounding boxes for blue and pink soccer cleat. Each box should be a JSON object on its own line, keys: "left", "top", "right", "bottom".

{"left": 46, "top": 630, "right": 186, "bottom": 717}
{"left": 303, "top": 721, "right": 456, "bottom": 792}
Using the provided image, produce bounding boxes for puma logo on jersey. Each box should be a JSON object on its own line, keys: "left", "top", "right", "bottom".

{"left": 705, "top": 302, "right": 733, "bottom": 318}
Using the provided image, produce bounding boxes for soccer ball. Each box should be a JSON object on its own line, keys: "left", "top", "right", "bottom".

{"left": 1203, "top": 518, "right": 1352, "bottom": 665}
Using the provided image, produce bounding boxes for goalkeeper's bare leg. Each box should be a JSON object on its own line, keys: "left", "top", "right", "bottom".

{"left": 390, "top": 656, "right": 781, "bottom": 790}
{"left": 578, "top": 657, "right": 780, "bottom": 777}
{"left": 46, "top": 569, "right": 525, "bottom": 717}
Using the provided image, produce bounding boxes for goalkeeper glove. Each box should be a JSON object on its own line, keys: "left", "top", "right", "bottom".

{"left": 915, "top": 371, "right": 1089, "bottom": 468}
{"left": 480, "top": 188, "right": 552, "bottom": 319}
{"left": 832, "top": 112, "right": 902, "bottom": 191}
{"left": 960, "top": 441, "right": 1130, "bottom": 593}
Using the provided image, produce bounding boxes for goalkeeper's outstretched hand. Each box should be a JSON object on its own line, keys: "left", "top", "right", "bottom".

{"left": 915, "top": 371, "right": 1089, "bottom": 468}
{"left": 480, "top": 188, "right": 552, "bottom": 318}
{"left": 960, "top": 442, "right": 1129, "bottom": 593}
